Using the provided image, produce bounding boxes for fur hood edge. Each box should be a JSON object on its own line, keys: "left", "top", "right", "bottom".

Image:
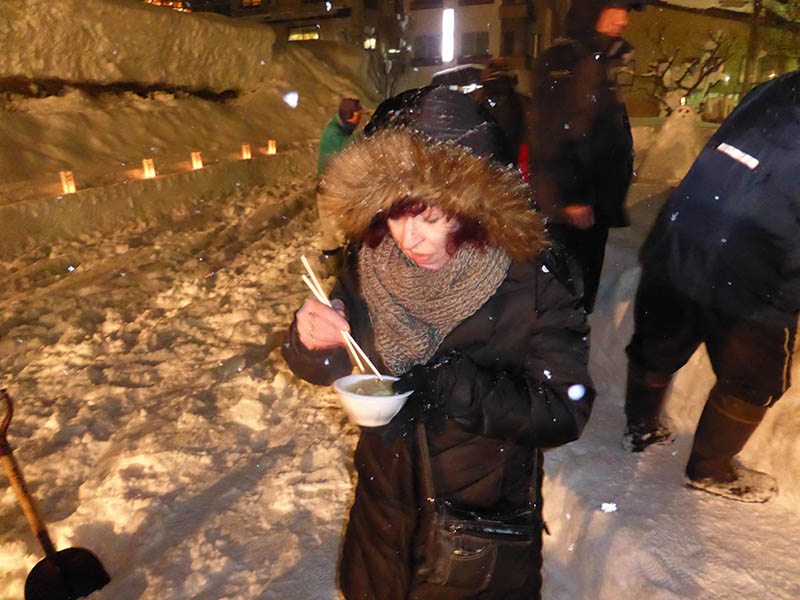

{"left": 318, "top": 130, "right": 547, "bottom": 261}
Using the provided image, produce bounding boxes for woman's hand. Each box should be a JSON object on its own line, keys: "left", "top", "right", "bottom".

{"left": 296, "top": 298, "right": 350, "bottom": 351}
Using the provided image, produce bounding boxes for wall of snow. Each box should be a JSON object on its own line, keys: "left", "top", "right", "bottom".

{"left": 0, "top": 148, "right": 315, "bottom": 261}
{"left": 0, "top": 0, "right": 275, "bottom": 92}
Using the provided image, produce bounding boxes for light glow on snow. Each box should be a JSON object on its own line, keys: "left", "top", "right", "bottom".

{"left": 59, "top": 170, "right": 77, "bottom": 194}
{"left": 142, "top": 158, "right": 156, "bottom": 179}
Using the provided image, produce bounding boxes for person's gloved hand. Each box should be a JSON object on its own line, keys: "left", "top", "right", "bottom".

{"left": 392, "top": 364, "right": 441, "bottom": 419}
{"left": 373, "top": 355, "right": 458, "bottom": 443}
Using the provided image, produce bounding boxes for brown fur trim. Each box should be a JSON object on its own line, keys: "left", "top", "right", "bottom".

{"left": 318, "top": 130, "right": 547, "bottom": 261}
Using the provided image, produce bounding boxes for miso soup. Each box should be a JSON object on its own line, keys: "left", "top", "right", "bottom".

{"left": 347, "top": 377, "right": 395, "bottom": 397}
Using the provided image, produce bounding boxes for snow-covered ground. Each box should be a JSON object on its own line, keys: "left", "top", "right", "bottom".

{"left": 1, "top": 1, "right": 799, "bottom": 599}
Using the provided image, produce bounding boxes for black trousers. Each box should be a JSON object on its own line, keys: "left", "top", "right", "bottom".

{"left": 547, "top": 223, "right": 609, "bottom": 314}
{"left": 626, "top": 275, "right": 797, "bottom": 407}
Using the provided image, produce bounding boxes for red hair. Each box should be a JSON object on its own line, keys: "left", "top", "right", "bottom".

{"left": 363, "top": 197, "right": 488, "bottom": 255}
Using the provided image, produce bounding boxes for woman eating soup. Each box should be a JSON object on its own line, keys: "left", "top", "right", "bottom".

{"left": 283, "top": 87, "right": 595, "bottom": 600}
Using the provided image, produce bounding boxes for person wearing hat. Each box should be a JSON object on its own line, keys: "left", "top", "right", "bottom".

{"left": 529, "top": 0, "right": 646, "bottom": 312}
{"left": 469, "top": 58, "right": 533, "bottom": 178}
{"left": 316, "top": 97, "right": 362, "bottom": 276}
{"left": 283, "top": 86, "right": 594, "bottom": 599}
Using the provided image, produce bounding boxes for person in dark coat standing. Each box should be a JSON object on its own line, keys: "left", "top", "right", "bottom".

{"left": 529, "top": 0, "right": 646, "bottom": 312}
{"left": 283, "top": 87, "right": 595, "bottom": 599}
{"left": 623, "top": 70, "right": 800, "bottom": 503}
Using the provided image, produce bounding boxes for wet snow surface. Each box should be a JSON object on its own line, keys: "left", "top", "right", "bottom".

{"left": 2, "top": 186, "right": 799, "bottom": 600}
{"left": 1, "top": 186, "right": 361, "bottom": 599}
{"left": 1, "top": 0, "right": 799, "bottom": 598}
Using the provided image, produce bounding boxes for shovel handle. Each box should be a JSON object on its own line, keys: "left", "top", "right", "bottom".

{"left": 0, "top": 389, "right": 57, "bottom": 557}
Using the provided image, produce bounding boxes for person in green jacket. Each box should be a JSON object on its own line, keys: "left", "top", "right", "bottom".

{"left": 316, "top": 98, "right": 361, "bottom": 276}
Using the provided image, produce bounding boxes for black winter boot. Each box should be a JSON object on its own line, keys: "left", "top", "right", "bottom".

{"left": 684, "top": 389, "right": 777, "bottom": 503}
{"left": 622, "top": 363, "right": 676, "bottom": 452}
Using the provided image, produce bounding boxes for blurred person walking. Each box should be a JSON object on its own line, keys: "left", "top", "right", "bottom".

{"left": 316, "top": 97, "right": 361, "bottom": 276}
{"left": 623, "top": 71, "right": 800, "bottom": 503}
{"left": 283, "top": 87, "right": 594, "bottom": 599}
{"left": 529, "top": 0, "right": 646, "bottom": 312}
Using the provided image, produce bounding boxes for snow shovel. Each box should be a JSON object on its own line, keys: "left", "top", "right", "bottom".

{"left": 0, "top": 389, "right": 110, "bottom": 600}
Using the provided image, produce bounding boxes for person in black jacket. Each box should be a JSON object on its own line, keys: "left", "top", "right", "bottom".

{"left": 529, "top": 0, "right": 646, "bottom": 312}
{"left": 623, "top": 71, "right": 800, "bottom": 503}
{"left": 282, "top": 87, "right": 595, "bottom": 599}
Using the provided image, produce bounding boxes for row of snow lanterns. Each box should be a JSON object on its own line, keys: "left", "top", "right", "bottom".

{"left": 57, "top": 140, "right": 278, "bottom": 195}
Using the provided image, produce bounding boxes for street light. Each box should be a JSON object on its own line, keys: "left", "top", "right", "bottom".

{"left": 442, "top": 9, "right": 454, "bottom": 63}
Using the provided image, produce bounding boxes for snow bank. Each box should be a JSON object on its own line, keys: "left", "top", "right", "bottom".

{"left": 0, "top": 0, "right": 274, "bottom": 92}
{"left": 0, "top": 0, "right": 374, "bottom": 249}
{"left": 0, "top": 147, "right": 315, "bottom": 261}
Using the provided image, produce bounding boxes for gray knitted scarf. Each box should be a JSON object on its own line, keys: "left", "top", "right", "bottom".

{"left": 358, "top": 238, "right": 510, "bottom": 375}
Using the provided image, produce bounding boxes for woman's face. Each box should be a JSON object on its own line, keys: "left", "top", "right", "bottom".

{"left": 387, "top": 206, "right": 459, "bottom": 270}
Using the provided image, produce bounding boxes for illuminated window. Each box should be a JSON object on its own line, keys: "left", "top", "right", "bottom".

{"left": 288, "top": 26, "right": 321, "bottom": 41}
{"left": 461, "top": 31, "right": 489, "bottom": 58}
{"left": 413, "top": 34, "right": 442, "bottom": 60}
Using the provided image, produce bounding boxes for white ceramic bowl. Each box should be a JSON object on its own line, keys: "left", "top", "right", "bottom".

{"left": 333, "top": 374, "right": 412, "bottom": 427}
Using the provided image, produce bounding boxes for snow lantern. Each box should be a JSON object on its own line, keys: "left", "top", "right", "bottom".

{"left": 267, "top": 139, "right": 277, "bottom": 155}
{"left": 191, "top": 152, "right": 203, "bottom": 170}
{"left": 142, "top": 158, "right": 156, "bottom": 179}
{"left": 242, "top": 144, "right": 252, "bottom": 160}
{"left": 59, "top": 170, "right": 76, "bottom": 194}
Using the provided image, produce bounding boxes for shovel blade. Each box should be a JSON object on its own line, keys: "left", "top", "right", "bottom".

{"left": 25, "top": 547, "right": 110, "bottom": 600}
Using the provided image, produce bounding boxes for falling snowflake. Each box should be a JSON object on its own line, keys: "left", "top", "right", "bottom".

{"left": 568, "top": 384, "right": 586, "bottom": 400}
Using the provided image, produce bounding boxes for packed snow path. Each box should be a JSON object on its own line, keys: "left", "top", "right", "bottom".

{"left": 0, "top": 181, "right": 358, "bottom": 599}
{"left": 1, "top": 182, "right": 799, "bottom": 599}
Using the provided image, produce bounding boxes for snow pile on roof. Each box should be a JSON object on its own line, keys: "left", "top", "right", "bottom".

{"left": 0, "top": 0, "right": 275, "bottom": 92}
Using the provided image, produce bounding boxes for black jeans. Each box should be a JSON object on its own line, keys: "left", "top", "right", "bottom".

{"left": 547, "top": 223, "right": 609, "bottom": 314}
{"left": 626, "top": 275, "right": 797, "bottom": 407}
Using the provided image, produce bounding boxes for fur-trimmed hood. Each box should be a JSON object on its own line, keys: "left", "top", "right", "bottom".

{"left": 318, "top": 128, "right": 547, "bottom": 262}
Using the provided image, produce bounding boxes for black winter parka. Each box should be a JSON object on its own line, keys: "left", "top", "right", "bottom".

{"left": 529, "top": 33, "right": 634, "bottom": 227}
{"left": 283, "top": 245, "right": 594, "bottom": 599}
{"left": 284, "top": 88, "right": 595, "bottom": 599}
{"left": 640, "top": 70, "right": 800, "bottom": 325}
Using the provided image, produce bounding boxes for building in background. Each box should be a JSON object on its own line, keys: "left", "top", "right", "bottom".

{"left": 143, "top": 0, "right": 799, "bottom": 117}
{"left": 155, "top": 0, "right": 403, "bottom": 49}
{"left": 398, "top": 0, "right": 564, "bottom": 95}
{"left": 396, "top": 0, "right": 800, "bottom": 116}
{"left": 627, "top": 0, "right": 800, "bottom": 119}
